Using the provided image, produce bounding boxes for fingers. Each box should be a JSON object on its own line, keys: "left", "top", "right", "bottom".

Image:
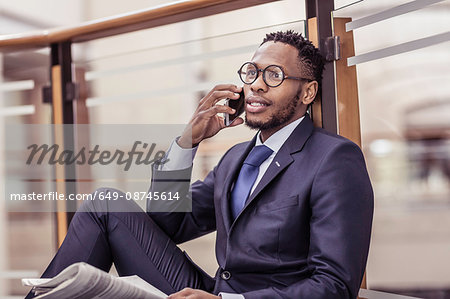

{"left": 201, "top": 104, "right": 235, "bottom": 119}
{"left": 199, "top": 84, "right": 242, "bottom": 108}
{"left": 167, "top": 288, "right": 220, "bottom": 299}
{"left": 183, "top": 84, "right": 243, "bottom": 146}
{"left": 167, "top": 287, "right": 193, "bottom": 298}
{"left": 202, "top": 84, "right": 241, "bottom": 101}
{"left": 198, "top": 91, "right": 240, "bottom": 112}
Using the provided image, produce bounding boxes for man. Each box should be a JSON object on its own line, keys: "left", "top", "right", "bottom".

{"left": 28, "top": 31, "right": 373, "bottom": 299}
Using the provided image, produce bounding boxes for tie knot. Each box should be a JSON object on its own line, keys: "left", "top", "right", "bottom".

{"left": 244, "top": 145, "right": 273, "bottom": 167}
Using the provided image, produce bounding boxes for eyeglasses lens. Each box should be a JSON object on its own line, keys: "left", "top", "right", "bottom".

{"left": 240, "top": 63, "right": 257, "bottom": 84}
{"left": 264, "top": 65, "right": 284, "bottom": 87}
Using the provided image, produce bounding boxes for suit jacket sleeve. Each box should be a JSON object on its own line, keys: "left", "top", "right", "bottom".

{"left": 242, "top": 142, "right": 374, "bottom": 299}
{"left": 147, "top": 163, "right": 218, "bottom": 244}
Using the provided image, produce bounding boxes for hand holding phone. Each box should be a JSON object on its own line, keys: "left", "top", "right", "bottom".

{"left": 177, "top": 84, "right": 243, "bottom": 148}
{"left": 224, "top": 90, "right": 245, "bottom": 126}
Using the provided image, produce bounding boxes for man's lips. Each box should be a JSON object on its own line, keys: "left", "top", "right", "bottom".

{"left": 246, "top": 96, "right": 271, "bottom": 113}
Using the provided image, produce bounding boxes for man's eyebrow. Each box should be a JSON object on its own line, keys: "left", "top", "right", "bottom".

{"left": 249, "top": 61, "right": 280, "bottom": 68}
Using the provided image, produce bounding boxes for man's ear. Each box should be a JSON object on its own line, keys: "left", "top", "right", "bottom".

{"left": 301, "top": 81, "right": 318, "bottom": 105}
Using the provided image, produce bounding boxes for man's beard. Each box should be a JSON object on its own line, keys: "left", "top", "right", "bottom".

{"left": 245, "top": 95, "right": 299, "bottom": 131}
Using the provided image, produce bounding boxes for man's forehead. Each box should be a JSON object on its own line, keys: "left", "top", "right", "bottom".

{"left": 251, "top": 41, "right": 299, "bottom": 68}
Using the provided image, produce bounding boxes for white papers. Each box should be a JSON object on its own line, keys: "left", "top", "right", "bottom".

{"left": 22, "top": 262, "right": 167, "bottom": 299}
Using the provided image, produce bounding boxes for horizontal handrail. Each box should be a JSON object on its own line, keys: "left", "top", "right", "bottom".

{"left": 0, "top": 0, "right": 277, "bottom": 51}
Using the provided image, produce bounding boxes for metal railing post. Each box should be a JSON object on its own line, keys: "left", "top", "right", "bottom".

{"left": 306, "top": 0, "right": 337, "bottom": 133}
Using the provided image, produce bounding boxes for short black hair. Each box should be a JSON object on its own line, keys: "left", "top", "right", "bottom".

{"left": 261, "top": 30, "right": 325, "bottom": 90}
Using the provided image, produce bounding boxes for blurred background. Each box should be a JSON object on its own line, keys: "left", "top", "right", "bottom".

{"left": 0, "top": 0, "right": 449, "bottom": 298}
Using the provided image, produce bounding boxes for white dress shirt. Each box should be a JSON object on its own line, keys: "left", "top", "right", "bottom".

{"left": 159, "top": 115, "right": 306, "bottom": 298}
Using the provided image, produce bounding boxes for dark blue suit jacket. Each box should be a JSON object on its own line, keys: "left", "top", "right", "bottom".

{"left": 148, "top": 114, "right": 373, "bottom": 299}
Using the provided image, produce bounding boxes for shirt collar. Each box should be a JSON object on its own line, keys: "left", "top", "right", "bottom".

{"left": 254, "top": 114, "right": 306, "bottom": 154}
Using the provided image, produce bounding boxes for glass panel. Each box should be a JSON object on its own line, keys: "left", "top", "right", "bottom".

{"left": 334, "top": 0, "right": 449, "bottom": 53}
{"left": 72, "top": 2, "right": 306, "bottom": 279}
{"left": 74, "top": 21, "right": 306, "bottom": 167}
{"left": 2, "top": 1, "right": 306, "bottom": 297}
{"left": 0, "top": 48, "right": 55, "bottom": 297}
{"left": 342, "top": 0, "right": 446, "bottom": 32}
{"left": 2, "top": 1, "right": 307, "bottom": 296}
{"left": 336, "top": 1, "right": 450, "bottom": 297}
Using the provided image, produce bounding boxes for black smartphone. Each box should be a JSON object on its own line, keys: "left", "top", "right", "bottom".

{"left": 224, "top": 90, "right": 245, "bottom": 126}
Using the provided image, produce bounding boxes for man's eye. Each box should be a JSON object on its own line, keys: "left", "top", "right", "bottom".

{"left": 248, "top": 70, "right": 257, "bottom": 76}
{"left": 268, "top": 71, "right": 281, "bottom": 79}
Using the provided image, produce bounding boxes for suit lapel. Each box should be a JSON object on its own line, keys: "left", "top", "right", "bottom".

{"left": 234, "top": 114, "right": 315, "bottom": 224}
{"left": 221, "top": 138, "right": 256, "bottom": 232}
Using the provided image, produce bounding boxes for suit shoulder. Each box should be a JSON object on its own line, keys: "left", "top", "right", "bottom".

{"left": 309, "top": 127, "right": 363, "bottom": 156}
{"left": 307, "top": 129, "right": 370, "bottom": 185}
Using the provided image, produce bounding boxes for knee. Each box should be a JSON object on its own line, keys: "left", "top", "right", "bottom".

{"left": 78, "top": 187, "right": 142, "bottom": 213}
{"left": 78, "top": 187, "right": 123, "bottom": 213}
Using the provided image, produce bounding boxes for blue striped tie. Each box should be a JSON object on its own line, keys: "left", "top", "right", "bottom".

{"left": 231, "top": 145, "right": 273, "bottom": 220}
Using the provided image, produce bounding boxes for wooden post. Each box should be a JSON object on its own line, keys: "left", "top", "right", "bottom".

{"left": 50, "top": 42, "right": 77, "bottom": 248}
{"left": 333, "top": 17, "right": 361, "bottom": 146}
{"left": 51, "top": 64, "right": 68, "bottom": 247}
{"left": 74, "top": 68, "right": 93, "bottom": 197}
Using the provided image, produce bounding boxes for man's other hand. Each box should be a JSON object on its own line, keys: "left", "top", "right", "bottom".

{"left": 167, "top": 287, "right": 221, "bottom": 299}
{"left": 177, "top": 84, "right": 244, "bottom": 148}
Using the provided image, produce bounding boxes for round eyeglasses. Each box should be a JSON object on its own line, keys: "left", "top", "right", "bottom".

{"left": 237, "top": 62, "right": 311, "bottom": 88}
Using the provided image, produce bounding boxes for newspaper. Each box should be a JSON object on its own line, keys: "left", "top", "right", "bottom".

{"left": 22, "top": 262, "right": 167, "bottom": 299}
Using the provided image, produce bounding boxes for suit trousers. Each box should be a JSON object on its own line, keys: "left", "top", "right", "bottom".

{"left": 25, "top": 188, "right": 209, "bottom": 298}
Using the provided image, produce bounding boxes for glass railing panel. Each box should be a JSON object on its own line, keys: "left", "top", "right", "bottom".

{"left": 72, "top": 19, "right": 306, "bottom": 221}
{"left": 334, "top": 1, "right": 450, "bottom": 296}
{"left": 70, "top": 2, "right": 306, "bottom": 279}
{"left": 334, "top": 0, "right": 449, "bottom": 57}
{"left": 0, "top": 48, "right": 55, "bottom": 297}
{"left": 74, "top": 19, "right": 306, "bottom": 173}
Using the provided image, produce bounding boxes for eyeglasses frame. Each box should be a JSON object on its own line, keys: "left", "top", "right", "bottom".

{"left": 237, "top": 61, "right": 312, "bottom": 88}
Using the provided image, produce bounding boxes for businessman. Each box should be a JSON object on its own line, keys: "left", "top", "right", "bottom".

{"left": 28, "top": 31, "right": 373, "bottom": 299}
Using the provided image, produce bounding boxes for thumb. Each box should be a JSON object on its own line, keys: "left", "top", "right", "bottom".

{"left": 227, "top": 117, "right": 244, "bottom": 128}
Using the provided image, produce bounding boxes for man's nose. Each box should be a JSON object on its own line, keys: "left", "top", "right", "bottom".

{"left": 250, "top": 71, "right": 268, "bottom": 93}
